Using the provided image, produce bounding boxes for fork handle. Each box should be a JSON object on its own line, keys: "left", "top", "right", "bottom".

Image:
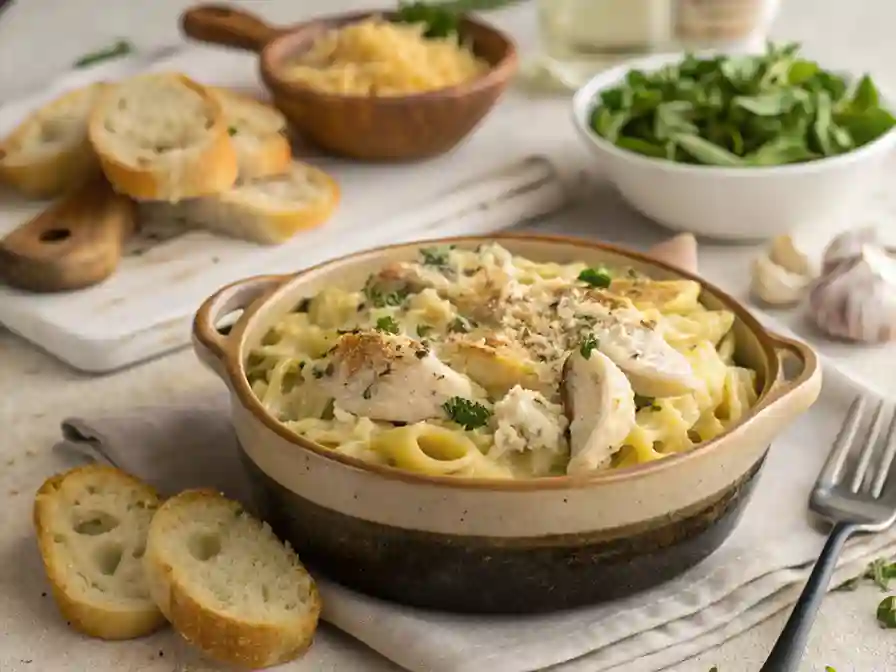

{"left": 759, "top": 522, "right": 857, "bottom": 672}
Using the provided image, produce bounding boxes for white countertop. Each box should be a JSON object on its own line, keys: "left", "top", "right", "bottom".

{"left": 1, "top": 1, "right": 895, "bottom": 671}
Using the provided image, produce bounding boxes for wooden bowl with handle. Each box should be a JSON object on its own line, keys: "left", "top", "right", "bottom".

{"left": 180, "top": 4, "right": 519, "bottom": 161}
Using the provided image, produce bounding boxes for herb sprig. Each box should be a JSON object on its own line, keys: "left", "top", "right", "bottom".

{"left": 590, "top": 42, "right": 896, "bottom": 167}
{"left": 73, "top": 39, "right": 134, "bottom": 69}
{"left": 395, "top": 0, "right": 522, "bottom": 39}
{"left": 442, "top": 396, "right": 491, "bottom": 430}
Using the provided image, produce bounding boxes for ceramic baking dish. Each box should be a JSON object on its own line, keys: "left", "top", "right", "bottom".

{"left": 193, "top": 234, "right": 822, "bottom": 613}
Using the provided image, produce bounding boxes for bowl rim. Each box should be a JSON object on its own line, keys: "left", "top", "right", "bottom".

{"left": 208, "top": 233, "right": 805, "bottom": 492}
{"left": 259, "top": 9, "right": 519, "bottom": 104}
{"left": 571, "top": 51, "right": 896, "bottom": 177}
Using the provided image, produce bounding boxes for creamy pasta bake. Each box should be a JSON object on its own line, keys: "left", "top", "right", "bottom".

{"left": 246, "top": 244, "right": 759, "bottom": 479}
{"left": 279, "top": 17, "right": 488, "bottom": 96}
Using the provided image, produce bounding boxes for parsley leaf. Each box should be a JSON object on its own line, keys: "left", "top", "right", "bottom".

{"left": 877, "top": 596, "right": 896, "bottom": 628}
{"left": 442, "top": 397, "right": 491, "bottom": 430}
{"left": 416, "top": 324, "right": 433, "bottom": 337}
{"left": 579, "top": 334, "right": 599, "bottom": 359}
{"left": 578, "top": 266, "right": 612, "bottom": 288}
{"left": 375, "top": 316, "right": 400, "bottom": 334}
{"left": 449, "top": 316, "right": 474, "bottom": 333}
{"left": 419, "top": 245, "right": 453, "bottom": 266}
{"left": 634, "top": 394, "right": 661, "bottom": 411}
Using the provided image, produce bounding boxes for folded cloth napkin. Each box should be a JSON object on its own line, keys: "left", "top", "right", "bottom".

{"left": 53, "top": 236, "right": 896, "bottom": 672}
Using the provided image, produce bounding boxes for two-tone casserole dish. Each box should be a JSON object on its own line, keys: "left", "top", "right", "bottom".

{"left": 193, "top": 235, "right": 821, "bottom": 614}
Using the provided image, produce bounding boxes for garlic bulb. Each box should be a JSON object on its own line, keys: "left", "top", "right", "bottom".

{"left": 809, "top": 244, "right": 896, "bottom": 343}
{"left": 750, "top": 235, "right": 814, "bottom": 306}
{"left": 821, "top": 226, "right": 882, "bottom": 275}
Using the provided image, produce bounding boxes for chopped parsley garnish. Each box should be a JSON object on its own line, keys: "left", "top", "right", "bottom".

{"left": 442, "top": 397, "right": 491, "bottom": 430}
{"left": 634, "top": 394, "right": 661, "bottom": 411}
{"left": 579, "top": 334, "right": 599, "bottom": 359}
{"left": 295, "top": 297, "right": 312, "bottom": 312}
{"left": 375, "top": 316, "right": 400, "bottom": 334}
{"left": 449, "top": 316, "right": 474, "bottom": 333}
{"left": 228, "top": 126, "right": 238, "bottom": 136}
{"left": 416, "top": 324, "right": 433, "bottom": 337}
{"left": 578, "top": 266, "right": 613, "bottom": 288}
{"left": 835, "top": 557, "right": 896, "bottom": 592}
{"left": 367, "top": 287, "right": 408, "bottom": 308}
{"left": 419, "top": 245, "right": 453, "bottom": 266}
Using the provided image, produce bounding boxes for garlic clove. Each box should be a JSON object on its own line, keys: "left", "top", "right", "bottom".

{"left": 808, "top": 244, "right": 896, "bottom": 343}
{"left": 821, "top": 226, "right": 882, "bottom": 275}
{"left": 750, "top": 235, "right": 813, "bottom": 307}
{"left": 768, "top": 235, "right": 812, "bottom": 277}
{"left": 751, "top": 254, "right": 812, "bottom": 306}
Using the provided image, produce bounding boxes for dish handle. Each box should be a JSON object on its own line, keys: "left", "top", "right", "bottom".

{"left": 747, "top": 331, "right": 823, "bottom": 440}
{"left": 180, "top": 4, "right": 288, "bottom": 52}
{"left": 193, "top": 274, "right": 289, "bottom": 381}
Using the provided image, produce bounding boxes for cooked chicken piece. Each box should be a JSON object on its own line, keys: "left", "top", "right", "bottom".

{"left": 560, "top": 349, "right": 637, "bottom": 474}
{"left": 592, "top": 320, "right": 701, "bottom": 398}
{"left": 442, "top": 335, "right": 546, "bottom": 397}
{"left": 316, "top": 331, "right": 479, "bottom": 423}
{"left": 607, "top": 279, "right": 702, "bottom": 313}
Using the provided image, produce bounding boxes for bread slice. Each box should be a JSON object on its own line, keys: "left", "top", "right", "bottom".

{"left": 0, "top": 83, "right": 106, "bottom": 198}
{"left": 212, "top": 88, "right": 291, "bottom": 180}
{"left": 143, "top": 490, "right": 321, "bottom": 668}
{"left": 88, "top": 72, "right": 238, "bottom": 202}
{"left": 139, "top": 161, "right": 340, "bottom": 244}
{"left": 33, "top": 465, "right": 166, "bottom": 640}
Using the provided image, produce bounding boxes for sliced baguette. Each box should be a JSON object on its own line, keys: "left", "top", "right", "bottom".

{"left": 0, "top": 83, "right": 106, "bottom": 198}
{"left": 88, "top": 73, "right": 238, "bottom": 202}
{"left": 144, "top": 490, "right": 321, "bottom": 668}
{"left": 33, "top": 465, "right": 166, "bottom": 640}
{"left": 139, "top": 161, "right": 340, "bottom": 244}
{"left": 212, "top": 88, "right": 292, "bottom": 180}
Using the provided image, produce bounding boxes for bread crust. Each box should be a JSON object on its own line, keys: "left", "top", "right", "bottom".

{"left": 33, "top": 465, "right": 167, "bottom": 640}
{"left": 0, "top": 83, "right": 106, "bottom": 199}
{"left": 144, "top": 489, "right": 321, "bottom": 668}
{"left": 88, "top": 73, "right": 238, "bottom": 201}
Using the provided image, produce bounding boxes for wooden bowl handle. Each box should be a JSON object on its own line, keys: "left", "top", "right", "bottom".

{"left": 180, "top": 4, "right": 284, "bottom": 52}
{"left": 193, "top": 274, "right": 289, "bottom": 380}
{"left": 0, "top": 176, "right": 136, "bottom": 293}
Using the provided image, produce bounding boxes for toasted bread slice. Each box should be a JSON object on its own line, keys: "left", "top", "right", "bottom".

{"left": 139, "top": 161, "right": 339, "bottom": 244}
{"left": 33, "top": 465, "right": 166, "bottom": 640}
{"left": 88, "top": 73, "right": 238, "bottom": 202}
{"left": 212, "top": 88, "right": 291, "bottom": 180}
{"left": 0, "top": 83, "right": 106, "bottom": 198}
{"left": 143, "top": 490, "right": 320, "bottom": 668}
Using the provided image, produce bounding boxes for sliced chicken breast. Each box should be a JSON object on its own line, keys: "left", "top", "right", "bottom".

{"left": 560, "top": 348, "right": 637, "bottom": 474}
{"left": 592, "top": 320, "right": 701, "bottom": 398}
{"left": 316, "top": 331, "right": 479, "bottom": 423}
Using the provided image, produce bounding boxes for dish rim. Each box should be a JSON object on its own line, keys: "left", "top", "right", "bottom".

{"left": 571, "top": 51, "right": 896, "bottom": 177}
{"left": 197, "top": 233, "right": 815, "bottom": 492}
{"left": 259, "top": 9, "right": 519, "bottom": 105}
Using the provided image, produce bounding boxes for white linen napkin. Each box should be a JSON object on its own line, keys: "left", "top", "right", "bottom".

{"left": 51, "top": 238, "right": 896, "bottom": 672}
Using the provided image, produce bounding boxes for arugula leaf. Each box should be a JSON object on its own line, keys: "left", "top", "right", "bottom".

{"left": 588, "top": 43, "right": 895, "bottom": 167}
{"left": 442, "top": 397, "right": 491, "bottom": 430}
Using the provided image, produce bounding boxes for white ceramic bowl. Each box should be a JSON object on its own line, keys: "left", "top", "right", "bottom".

{"left": 572, "top": 53, "right": 896, "bottom": 242}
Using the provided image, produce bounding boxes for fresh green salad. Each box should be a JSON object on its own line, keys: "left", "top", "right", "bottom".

{"left": 589, "top": 43, "right": 896, "bottom": 167}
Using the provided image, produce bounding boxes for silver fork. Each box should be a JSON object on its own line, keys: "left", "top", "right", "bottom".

{"left": 760, "top": 396, "right": 896, "bottom": 672}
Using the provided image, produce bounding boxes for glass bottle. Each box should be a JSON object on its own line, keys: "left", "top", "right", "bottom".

{"left": 536, "top": 0, "right": 778, "bottom": 88}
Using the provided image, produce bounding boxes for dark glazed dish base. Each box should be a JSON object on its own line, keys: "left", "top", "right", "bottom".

{"left": 239, "top": 447, "right": 767, "bottom": 614}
